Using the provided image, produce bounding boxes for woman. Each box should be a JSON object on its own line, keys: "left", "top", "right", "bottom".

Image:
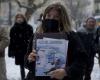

{"left": 25, "top": 3, "right": 87, "bottom": 80}
{"left": 8, "top": 13, "right": 33, "bottom": 80}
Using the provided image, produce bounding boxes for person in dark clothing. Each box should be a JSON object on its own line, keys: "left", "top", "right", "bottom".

{"left": 25, "top": 3, "right": 88, "bottom": 80}
{"left": 8, "top": 13, "right": 33, "bottom": 80}
{"left": 96, "top": 27, "right": 100, "bottom": 66}
{"left": 77, "top": 17, "right": 99, "bottom": 80}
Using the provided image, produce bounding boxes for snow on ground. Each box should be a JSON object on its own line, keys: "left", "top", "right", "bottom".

{"left": 5, "top": 47, "right": 100, "bottom": 80}
{"left": 91, "top": 58, "right": 100, "bottom": 80}
{"left": 5, "top": 47, "right": 28, "bottom": 80}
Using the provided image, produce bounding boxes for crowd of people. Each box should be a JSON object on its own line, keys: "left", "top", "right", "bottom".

{"left": 0, "top": 2, "right": 100, "bottom": 80}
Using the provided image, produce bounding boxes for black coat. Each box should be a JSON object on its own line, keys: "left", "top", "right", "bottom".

{"left": 77, "top": 32, "right": 98, "bottom": 58}
{"left": 25, "top": 32, "right": 88, "bottom": 80}
{"left": 77, "top": 26, "right": 99, "bottom": 62}
{"left": 8, "top": 22, "right": 33, "bottom": 65}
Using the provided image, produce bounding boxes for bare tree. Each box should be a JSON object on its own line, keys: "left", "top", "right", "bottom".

{"left": 64, "top": 0, "right": 90, "bottom": 28}
{"left": 0, "top": 0, "right": 12, "bottom": 25}
{"left": 14, "top": 0, "right": 48, "bottom": 20}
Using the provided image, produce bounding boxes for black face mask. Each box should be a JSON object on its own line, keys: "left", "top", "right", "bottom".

{"left": 43, "top": 19, "right": 59, "bottom": 33}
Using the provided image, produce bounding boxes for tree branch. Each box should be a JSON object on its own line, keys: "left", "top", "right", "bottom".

{"left": 15, "top": 0, "right": 48, "bottom": 10}
{"left": 15, "top": 0, "right": 34, "bottom": 9}
{"left": 34, "top": 0, "right": 48, "bottom": 9}
{"left": 14, "top": 0, "right": 48, "bottom": 20}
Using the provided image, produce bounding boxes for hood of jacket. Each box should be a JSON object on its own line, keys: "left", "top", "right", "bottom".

{"left": 77, "top": 25, "right": 98, "bottom": 34}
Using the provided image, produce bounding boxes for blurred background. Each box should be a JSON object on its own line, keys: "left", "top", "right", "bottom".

{"left": 0, "top": 0, "right": 100, "bottom": 80}
{"left": 1, "top": 0, "right": 99, "bottom": 30}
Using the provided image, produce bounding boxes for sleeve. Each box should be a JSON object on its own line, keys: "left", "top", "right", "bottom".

{"left": 25, "top": 25, "right": 34, "bottom": 54}
{"left": 9, "top": 27, "right": 17, "bottom": 44}
{"left": 97, "top": 27, "right": 100, "bottom": 66}
{"left": 24, "top": 25, "right": 33, "bottom": 47}
{"left": 66, "top": 32, "right": 88, "bottom": 79}
{"left": 10, "top": 27, "right": 15, "bottom": 38}
{"left": 24, "top": 39, "right": 35, "bottom": 73}
{"left": 8, "top": 27, "right": 16, "bottom": 57}
{"left": 24, "top": 25, "right": 34, "bottom": 71}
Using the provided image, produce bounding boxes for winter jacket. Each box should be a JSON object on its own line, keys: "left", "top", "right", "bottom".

{"left": 25, "top": 31, "right": 88, "bottom": 80}
{"left": 8, "top": 21, "right": 33, "bottom": 65}
{"left": 95, "top": 27, "right": 100, "bottom": 65}
{"left": 0, "top": 26, "right": 9, "bottom": 57}
{"left": 77, "top": 26, "right": 99, "bottom": 60}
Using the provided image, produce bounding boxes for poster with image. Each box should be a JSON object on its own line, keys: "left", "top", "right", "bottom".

{"left": 35, "top": 38, "right": 68, "bottom": 76}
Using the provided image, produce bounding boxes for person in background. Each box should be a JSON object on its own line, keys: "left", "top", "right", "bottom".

{"left": 25, "top": 3, "right": 88, "bottom": 80}
{"left": 0, "top": 25, "right": 9, "bottom": 80}
{"left": 96, "top": 26, "right": 100, "bottom": 66}
{"left": 77, "top": 17, "right": 99, "bottom": 80}
{"left": 8, "top": 13, "right": 33, "bottom": 80}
